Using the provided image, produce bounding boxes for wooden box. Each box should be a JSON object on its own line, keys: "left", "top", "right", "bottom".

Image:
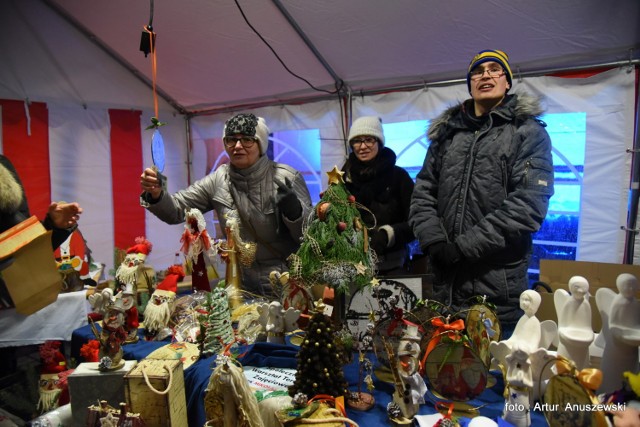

{"left": 0, "top": 216, "right": 62, "bottom": 314}
{"left": 68, "top": 360, "right": 137, "bottom": 427}
{"left": 124, "top": 359, "right": 187, "bottom": 427}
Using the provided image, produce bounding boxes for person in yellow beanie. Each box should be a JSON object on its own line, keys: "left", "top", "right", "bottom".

{"left": 410, "top": 49, "right": 554, "bottom": 335}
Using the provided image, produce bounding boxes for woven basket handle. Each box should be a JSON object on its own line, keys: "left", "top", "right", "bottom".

{"left": 141, "top": 363, "right": 173, "bottom": 395}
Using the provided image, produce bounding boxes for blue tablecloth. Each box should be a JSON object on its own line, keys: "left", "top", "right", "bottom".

{"left": 72, "top": 324, "right": 549, "bottom": 426}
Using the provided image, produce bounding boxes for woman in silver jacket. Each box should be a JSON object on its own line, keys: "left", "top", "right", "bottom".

{"left": 140, "top": 113, "right": 312, "bottom": 297}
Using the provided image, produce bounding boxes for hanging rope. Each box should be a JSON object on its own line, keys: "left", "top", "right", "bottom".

{"left": 143, "top": 25, "right": 159, "bottom": 119}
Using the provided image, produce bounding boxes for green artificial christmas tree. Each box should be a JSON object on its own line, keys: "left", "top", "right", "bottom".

{"left": 198, "top": 287, "right": 235, "bottom": 357}
{"left": 289, "top": 299, "right": 349, "bottom": 399}
{"left": 288, "top": 166, "right": 376, "bottom": 294}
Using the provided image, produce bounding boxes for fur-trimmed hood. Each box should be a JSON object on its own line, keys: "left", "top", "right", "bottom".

{"left": 0, "top": 159, "right": 24, "bottom": 214}
{"left": 428, "top": 91, "right": 545, "bottom": 142}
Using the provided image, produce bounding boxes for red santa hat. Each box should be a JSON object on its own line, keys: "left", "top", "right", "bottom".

{"left": 154, "top": 265, "right": 185, "bottom": 298}
{"left": 126, "top": 236, "right": 153, "bottom": 261}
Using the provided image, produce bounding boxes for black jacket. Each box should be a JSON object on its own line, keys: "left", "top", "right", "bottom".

{"left": 410, "top": 93, "right": 554, "bottom": 323}
{"left": 343, "top": 147, "right": 415, "bottom": 272}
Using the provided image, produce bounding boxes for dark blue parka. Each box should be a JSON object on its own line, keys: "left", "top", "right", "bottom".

{"left": 410, "top": 93, "right": 554, "bottom": 324}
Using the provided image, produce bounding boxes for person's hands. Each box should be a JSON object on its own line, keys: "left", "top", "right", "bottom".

{"left": 47, "top": 202, "right": 82, "bottom": 229}
{"left": 428, "top": 241, "right": 463, "bottom": 268}
{"left": 140, "top": 167, "right": 162, "bottom": 200}
{"left": 275, "top": 177, "right": 302, "bottom": 220}
{"left": 370, "top": 228, "right": 389, "bottom": 256}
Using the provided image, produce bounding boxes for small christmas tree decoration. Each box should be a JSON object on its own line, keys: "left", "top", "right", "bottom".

{"left": 289, "top": 300, "right": 349, "bottom": 399}
{"left": 199, "top": 287, "right": 235, "bottom": 357}
{"left": 288, "top": 166, "right": 376, "bottom": 294}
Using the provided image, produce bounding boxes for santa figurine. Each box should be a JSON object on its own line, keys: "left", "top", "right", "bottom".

{"left": 119, "top": 289, "right": 140, "bottom": 344}
{"left": 37, "top": 341, "right": 74, "bottom": 414}
{"left": 143, "top": 264, "right": 185, "bottom": 340}
{"left": 95, "top": 297, "right": 128, "bottom": 370}
{"left": 115, "top": 236, "right": 153, "bottom": 297}
{"left": 181, "top": 208, "right": 216, "bottom": 292}
{"left": 114, "top": 236, "right": 156, "bottom": 324}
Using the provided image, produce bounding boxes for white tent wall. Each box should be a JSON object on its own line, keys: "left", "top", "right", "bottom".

{"left": 350, "top": 68, "right": 635, "bottom": 264}
{"left": 519, "top": 69, "right": 635, "bottom": 263}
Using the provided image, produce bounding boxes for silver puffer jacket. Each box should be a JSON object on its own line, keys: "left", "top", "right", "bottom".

{"left": 410, "top": 92, "right": 554, "bottom": 324}
{"left": 142, "top": 155, "right": 312, "bottom": 297}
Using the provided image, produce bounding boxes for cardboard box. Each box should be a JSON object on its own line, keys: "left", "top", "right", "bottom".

{"left": 0, "top": 216, "right": 62, "bottom": 314}
{"left": 537, "top": 259, "right": 640, "bottom": 332}
{"left": 68, "top": 360, "right": 137, "bottom": 427}
{"left": 124, "top": 359, "right": 187, "bottom": 427}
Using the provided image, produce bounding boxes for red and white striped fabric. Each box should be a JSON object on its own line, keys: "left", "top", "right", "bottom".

{"left": 0, "top": 99, "right": 187, "bottom": 275}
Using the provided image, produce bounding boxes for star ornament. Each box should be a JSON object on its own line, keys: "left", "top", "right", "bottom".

{"left": 370, "top": 277, "right": 380, "bottom": 287}
{"left": 326, "top": 166, "right": 345, "bottom": 185}
{"left": 355, "top": 262, "right": 367, "bottom": 275}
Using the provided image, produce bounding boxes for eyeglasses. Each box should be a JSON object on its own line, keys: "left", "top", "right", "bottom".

{"left": 469, "top": 67, "right": 504, "bottom": 80}
{"left": 223, "top": 136, "right": 257, "bottom": 148}
{"left": 350, "top": 136, "right": 378, "bottom": 148}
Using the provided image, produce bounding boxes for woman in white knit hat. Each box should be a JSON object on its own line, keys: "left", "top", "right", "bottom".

{"left": 341, "top": 116, "right": 415, "bottom": 274}
{"left": 140, "top": 113, "right": 312, "bottom": 297}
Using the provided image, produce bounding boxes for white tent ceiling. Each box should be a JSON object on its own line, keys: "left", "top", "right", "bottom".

{"left": 1, "top": 0, "right": 639, "bottom": 115}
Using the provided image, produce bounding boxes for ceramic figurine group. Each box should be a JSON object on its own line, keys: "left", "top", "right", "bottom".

{"left": 488, "top": 273, "right": 640, "bottom": 426}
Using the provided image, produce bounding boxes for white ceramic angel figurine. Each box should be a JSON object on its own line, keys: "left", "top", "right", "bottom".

{"left": 257, "top": 301, "right": 300, "bottom": 344}
{"left": 554, "top": 276, "right": 594, "bottom": 370}
{"left": 490, "top": 290, "right": 555, "bottom": 402}
{"left": 596, "top": 273, "right": 640, "bottom": 394}
{"left": 502, "top": 290, "right": 542, "bottom": 352}
{"left": 502, "top": 343, "right": 533, "bottom": 427}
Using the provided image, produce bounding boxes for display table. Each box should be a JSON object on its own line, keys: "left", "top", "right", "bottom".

{"left": 72, "top": 324, "right": 550, "bottom": 427}
{"left": 0, "top": 290, "right": 89, "bottom": 348}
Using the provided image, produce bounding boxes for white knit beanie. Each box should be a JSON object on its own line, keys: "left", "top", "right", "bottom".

{"left": 223, "top": 113, "right": 270, "bottom": 156}
{"left": 348, "top": 116, "right": 385, "bottom": 146}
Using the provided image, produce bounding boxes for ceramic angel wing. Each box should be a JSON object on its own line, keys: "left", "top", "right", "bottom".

{"left": 553, "top": 288, "right": 571, "bottom": 318}
{"left": 595, "top": 287, "right": 616, "bottom": 341}
{"left": 539, "top": 319, "right": 558, "bottom": 350}
{"left": 283, "top": 307, "right": 301, "bottom": 332}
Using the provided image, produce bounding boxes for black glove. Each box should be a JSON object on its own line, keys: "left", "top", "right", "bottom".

{"left": 428, "top": 241, "right": 463, "bottom": 268}
{"left": 370, "top": 228, "right": 389, "bottom": 256}
{"left": 275, "top": 177, "right": 302, "bottom": 220}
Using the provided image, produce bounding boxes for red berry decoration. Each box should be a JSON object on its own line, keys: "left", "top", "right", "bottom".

{"left": 348, "top": 195, "right": 356, "bottom": 203}
{"left": 337, "top": 222, "right": 347, "bottom": 232}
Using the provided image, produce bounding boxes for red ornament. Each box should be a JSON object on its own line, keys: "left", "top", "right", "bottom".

{"left": 348, "top": 195, "right": 356, "bottom": 203}
{"left": 337, "top": 222, "right": 347, "bottom": 232}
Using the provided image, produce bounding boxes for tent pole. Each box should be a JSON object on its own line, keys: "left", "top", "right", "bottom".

{"left": 623, "top": 67, "right": 640, "bottom": 264}
{"left": 184, "top": 115, "right": 194, "bottom": 186}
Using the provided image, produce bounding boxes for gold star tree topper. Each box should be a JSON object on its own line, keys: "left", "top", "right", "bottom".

{"left": 326, "top": 166, "right": 345, "bottom": 185}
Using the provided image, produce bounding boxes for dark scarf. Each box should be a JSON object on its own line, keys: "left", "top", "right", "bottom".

{"left": 461, "top": 95, "right": 513, "bottom": 131}
{"left": 344, "top": 146, "right": 396, "bottom": 184}
{"left": 343, "top": 147, "right": 397, "bottom": 208}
